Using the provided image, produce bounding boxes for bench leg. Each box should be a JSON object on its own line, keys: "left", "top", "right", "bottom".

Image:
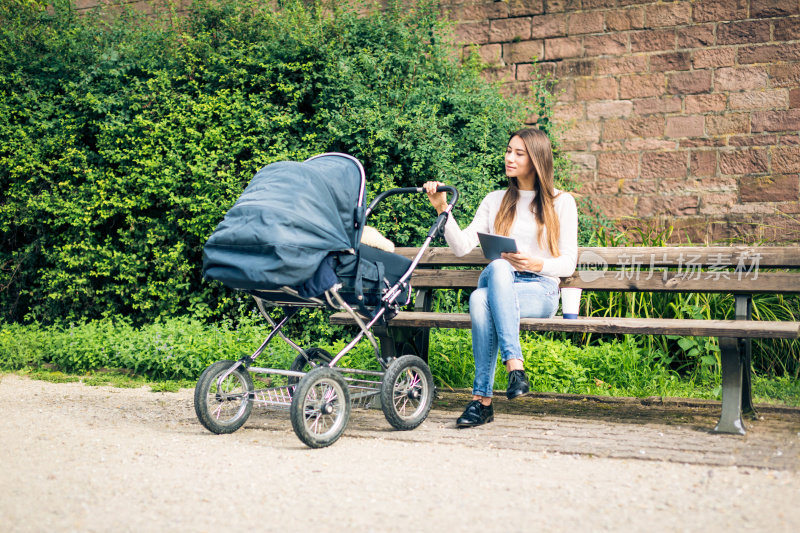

{"left": 713, "top": 337, "right": 746, "bottom": 435}
{"left": 734, "top": 295, "right": 757, "bottom": 419}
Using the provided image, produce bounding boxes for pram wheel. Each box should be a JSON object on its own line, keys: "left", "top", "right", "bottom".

{"left": 380, "top": 355, "right": 434, "bottom": 431}
{"left": 290, "top": 366, "right": 351, "bottom": 448}
{"left": 287, "top": 347, "right": 333, "bottom": 385}
{"left": 194, "top": 360, "right": 254, "bottom": 434}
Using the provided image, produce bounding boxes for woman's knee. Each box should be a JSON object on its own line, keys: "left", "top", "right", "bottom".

{"left": 479, "top": 258, "right": 515, "bottom": 286}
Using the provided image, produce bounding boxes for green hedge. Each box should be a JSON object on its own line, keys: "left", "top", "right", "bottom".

{"left": 0, "top": 0, "right": 592, "bottom": 324}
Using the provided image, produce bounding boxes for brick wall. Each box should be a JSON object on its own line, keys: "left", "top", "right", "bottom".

{"left": 445, "top": 0, "right": 800, "bottom": 243}
{"left": 72, "top": 0, "right": 800, "bottom": 242}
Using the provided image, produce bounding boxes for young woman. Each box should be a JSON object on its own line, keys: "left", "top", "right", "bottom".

{"left": 424, "top": 127, "right": 578, "bottom": 428}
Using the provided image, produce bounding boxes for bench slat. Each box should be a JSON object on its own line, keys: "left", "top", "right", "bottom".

{"left": 394, "top": 246, "right": 800, "bottom": 268}
{"left": 330, "top": 312, "right": 800, "bottom": 339}
{"left": 408, "top": 270, "right": 800, "bottom": 293}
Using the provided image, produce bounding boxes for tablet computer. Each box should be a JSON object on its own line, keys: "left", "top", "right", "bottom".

{"left": 477, "top": 232, "right": 518, "bottom": 260}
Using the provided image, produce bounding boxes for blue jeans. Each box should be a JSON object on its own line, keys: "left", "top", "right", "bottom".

{"left": 469, "top": 259, "right": 560, "bottom": 398}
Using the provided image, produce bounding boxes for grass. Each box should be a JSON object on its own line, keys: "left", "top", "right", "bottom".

{"left": 1, "top": 316, "right": 798, "bottom": 407}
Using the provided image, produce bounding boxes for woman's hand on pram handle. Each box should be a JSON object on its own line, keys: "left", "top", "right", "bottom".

{"left": 423, "top": 181, "right": 448, "bottom": 214}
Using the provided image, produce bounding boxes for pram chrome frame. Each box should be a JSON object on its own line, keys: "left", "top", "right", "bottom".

{"left": 195, "top": 153, "right": 458, "bottom": 448}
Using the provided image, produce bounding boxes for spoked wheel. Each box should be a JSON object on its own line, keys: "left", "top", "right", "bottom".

{"left": 290, "top": 367, "right": 351, "bottom": 448}
{"left": 288, "top": 347, "right": 333, "bottom": 386}
{"left": 194, "top": 360, "right": 254, "bottom": 434}
{"left": 380, "top": 355, "right": 434, "bottom": 431}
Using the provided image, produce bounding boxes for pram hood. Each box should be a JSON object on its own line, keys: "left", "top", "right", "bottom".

{"left": 202, "top": 153, "right": 366, "bottom": 291}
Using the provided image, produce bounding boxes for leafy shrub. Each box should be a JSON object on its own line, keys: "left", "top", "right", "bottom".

{"left": 0, "top": 0, "right": 589, "bottom": 324}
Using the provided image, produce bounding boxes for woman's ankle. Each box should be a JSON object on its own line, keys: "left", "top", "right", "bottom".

{"left": 471, "top": 395, "right": 492, "bottom": 406}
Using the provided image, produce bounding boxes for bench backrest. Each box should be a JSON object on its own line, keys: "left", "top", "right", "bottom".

{"left": 393, "top": 246, "right": 800, "bottom": 294}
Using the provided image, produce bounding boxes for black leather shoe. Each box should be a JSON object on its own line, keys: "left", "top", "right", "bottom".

{"left": 456, "top": 400, "right": 494, "bottom": 428}
{"left": 506, "top": 369, "right": 530, "bottom": 399}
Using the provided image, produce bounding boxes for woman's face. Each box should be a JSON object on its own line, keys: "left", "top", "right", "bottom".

{"left": 505, "top": 135, "right": 534, "bottom": 183}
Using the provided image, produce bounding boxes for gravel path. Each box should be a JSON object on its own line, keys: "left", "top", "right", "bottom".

{"left": 2, "top": 373, "right": 799, "bottom": 532}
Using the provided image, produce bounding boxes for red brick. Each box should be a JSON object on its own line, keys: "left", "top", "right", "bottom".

{"left": 692, "top": 47, "right": 736, "bottom": 69}
{"left": 692, "top": 0, "right": 748, "bottom": 23}
{"left": 553, "top": 103, "right": 584, "bottom": 121}
{"left": 620, "top": 178, "right": 658, "bottom": 194}
{"left": 700, "top": 193, "right": 740, "bottom": 215}
{"left": 719, "top": 149, "right": 769, "bottom": 175}
{"left": 630, "top": 29, "right": 675, "bottom": 52}
{"left": 685, "top": 94, "right": 725, "bottom": 114}
{"left": 582, "top": 0, "right": 616, "bottom": 8}
{"left": 603, "top": 116, "right": 663, "bottom": 140}
{"left": 503, "top": 40, "right": 544, "bottom": 63}
{"left": 605, "top": 8, "right": 644, "bottom": 31}
{"left": 555, "top": 78, "right": 575, "bottom": 102}
{"left": 706, "top": 114, "right": 751, "bottom": 135}
{"left": 717, "top": 20, "right": 772, "bottom": 45}
{"left": 676, "top": 25, "right": 715, "bottom": 49}
{"left": 555, "top": 59, "right": 595, "bottom": 77}
{"left": 665, "top": 115, "right": 705, "bottom": 138}
{"left": 508, "top": 0, "right": 545, "bottom": 17}
{"left": 619, "top": 73, "right": 666, "bottom": 98}
{"left": 714, "top": 67, "right": 769, "bottom": 92}
{"left": 473, "top": 44, "right": 502, "bottom": 65}
{"left": 587, "top": 101, "right": 634, "bottom": 120}
{"left": 633, "top": 97, "right": 682, "bottom": 115}
{"left": 741, "top": 175, "right": 800, "bottom": 202}
{"left": 567, "top": 11, "right": 604, "bottom": 35}
{"left": 530, "top": 14, "right": 566, "bottom": 39}
{"left": 517, "top": 62, "right": 543, "bottom": 81}
{"left": 449, "top": 2, "right": 509, "bottom": 22}
{"left": 791, "top": 89, "right": 800, "bottom": 109}
{"left": 568, "top": 152, "right": 597, "bottom": 170}
{"left": 544, "top": 0, "right": 581, "bottom": 13}
{"left": 584, "top": 34, "right": 628, "bottom": 57}
{"left": 625, "top": 139, "right": 679, "bottom": 151}
{"left": 690, "top": 151, "right": 718, "bottom": 177}
{"left": 739, "top": 43, "right": 800, "bottom": 65}
{"left": 563, "top": 121, "right": 601, "bottom": 143}
{"left": 544, "top": 37, "right": 582, "bottom": 60}
{"left": 575, "top": 77, "right": 618, "bottom": 101}
{"left": 490, "top": 18, "right": 533, "bottom": 43}
{"left": 751, "top": 0, "right": 800, "bottom": 18}
{"left": 770, "top": 63, "right": 800, "bottom": 88}
{"left": 641, "top": 151, "right": 688, "bottom": 179}
{"left": 729, "top": 90, "right": 790, "bottom": 111}
{"left": 597, "top": 152, "right": 639, "bottom": 180}
{"left": 681, "top": 138, "right": 727, "bottom": 148}
{"left": 781, "top": 135, "right": 800, "bottom": 145}
{"left": 596, "top": 196, "right": 640, "bottom": 219}
{"left": 580, "top": 180, "right": 620, "bottom": 196}
{"left": 596, "top": 56, "right": 647, "bottom": 75}
{"left": 650, "top": 52, "right": 691, "bottom": 72}
{"left": 774, "top": 17, "right": 800, "bottom": 41}
{"left": 667, "top": 71, "right": 712, "bottom": 95}
{"left": 645, "top": 2, "right": 692, "bottom": 28}
{"left": 729, "top": 134, "right": 779, "bottom": 146}
{"left": 752, "top": 109, "right": 800, "bottom": 133}
{"left": 637, "top": 195, "right": 699, "bottom": 217}
{"left": 455, "top": 22, "right": 490, "bottom": 45}
{"left": 483, "top": 65, "right": 516, "bottom": 84}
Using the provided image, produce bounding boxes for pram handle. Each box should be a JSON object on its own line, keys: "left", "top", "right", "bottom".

{"left": 364, "top": 185, "right": 459, "bottom": 218}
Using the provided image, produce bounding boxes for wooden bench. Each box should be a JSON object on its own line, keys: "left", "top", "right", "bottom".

{"left": 331, "top": 246, "right": 800, "bottom": 435}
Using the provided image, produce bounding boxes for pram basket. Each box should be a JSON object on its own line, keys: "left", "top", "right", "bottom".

{"left": 194, "top": 153, "right": 458, "bottom": 448}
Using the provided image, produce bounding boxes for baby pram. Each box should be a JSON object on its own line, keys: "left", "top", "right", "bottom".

{"left": 195, "top": 153, "right": 458, "bottom": 448}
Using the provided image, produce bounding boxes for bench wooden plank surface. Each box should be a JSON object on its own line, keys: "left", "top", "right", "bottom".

{"left": 407, "top": 269, "right": 800, "bottom": 293}
{"left": 330, "top": 311, "right": 800, "bottom": 339}
{"left": 394, "top": 246, "right": 800, "bottom": 268}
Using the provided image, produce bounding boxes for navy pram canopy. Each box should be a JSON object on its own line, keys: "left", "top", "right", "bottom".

{"left": 202, "top": 154, "right": 366, "bottom": 292}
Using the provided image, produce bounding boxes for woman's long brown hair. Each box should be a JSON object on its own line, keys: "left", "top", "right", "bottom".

{"left": 493, "top": 128, "right": 561, "bottom": 257}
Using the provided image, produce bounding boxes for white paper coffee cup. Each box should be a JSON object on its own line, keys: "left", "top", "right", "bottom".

{"left": 560, "top": 287, "right": 582, "bottom": 319}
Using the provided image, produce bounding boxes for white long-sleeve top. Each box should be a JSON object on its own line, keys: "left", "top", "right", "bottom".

{"left": 443, "top": 188, "right": 579, "bottom": 283}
